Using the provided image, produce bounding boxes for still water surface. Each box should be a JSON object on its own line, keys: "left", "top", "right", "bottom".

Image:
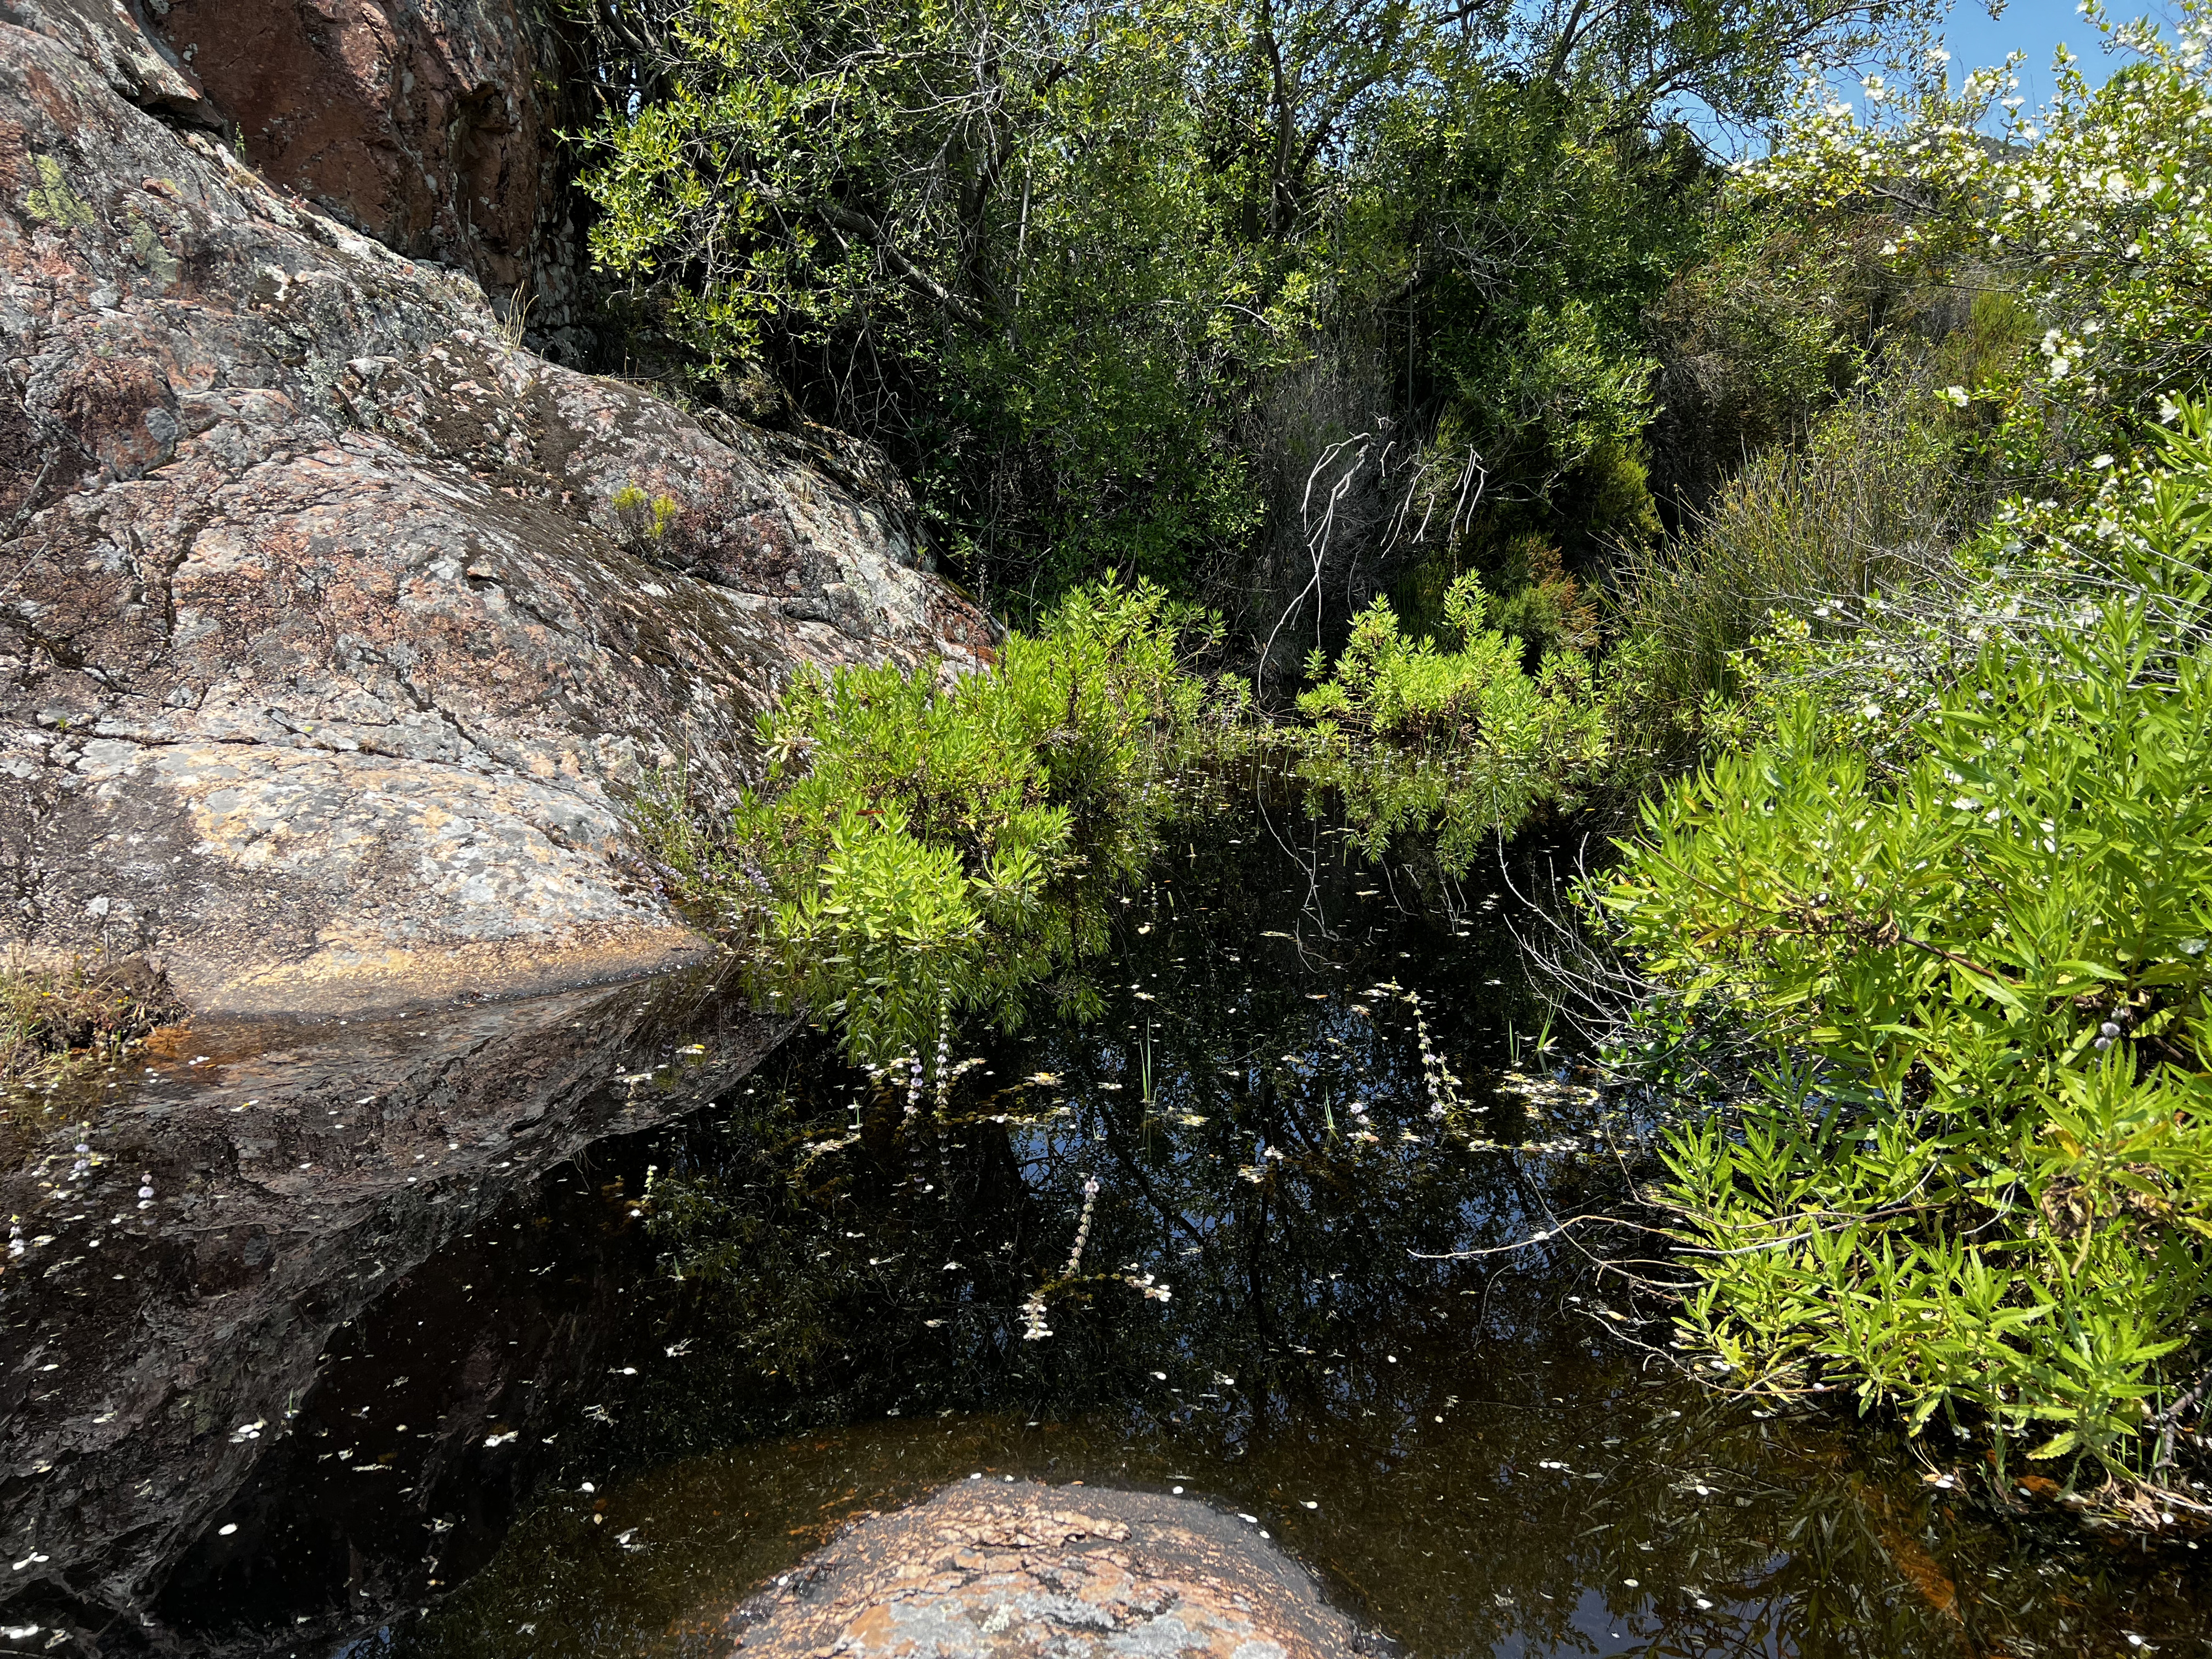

{"left": 159, "top": 780, "right": 2205, "bottom": 1656}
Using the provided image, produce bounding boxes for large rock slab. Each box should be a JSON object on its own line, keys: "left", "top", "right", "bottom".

{"left": 726, "top": 1479, "right": 1385, "bottom": 1657}
{"left": 0, "top": 8, "right": 996, "bottom": 1016}
{"left": 0, "top": 962, "right": 789, "bottom": 1648}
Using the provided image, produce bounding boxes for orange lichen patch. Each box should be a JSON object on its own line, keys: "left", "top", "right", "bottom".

{"left": 844, "top": 1603, "right": 900, "bottom": 1647}
{"left": 138, "top": 1025, "right": 210, "bottom": 1066}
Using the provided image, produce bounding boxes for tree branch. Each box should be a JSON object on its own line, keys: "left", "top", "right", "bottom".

{"left": 816, "top": 202, "right": 989, "bottom": 331}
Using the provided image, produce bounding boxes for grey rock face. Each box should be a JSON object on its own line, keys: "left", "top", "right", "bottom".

{"left": 0, "top": 8, "right": 997, "bottom": 1015}
{"left": 0, "top": 0, "right": 220, "bottom": 129}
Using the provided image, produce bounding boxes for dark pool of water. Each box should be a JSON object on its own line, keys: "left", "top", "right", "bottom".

{"left": 155, "top": 780, "right": 2207, "bottom": 1657}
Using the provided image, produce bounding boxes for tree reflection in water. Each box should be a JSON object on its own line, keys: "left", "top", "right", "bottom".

{"left": 383, "top": 785, "right": 2204, "bottom": 1659}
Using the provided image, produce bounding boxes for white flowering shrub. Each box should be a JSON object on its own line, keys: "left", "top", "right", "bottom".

{"left": 1683, "top": 397, "right": 2212, "bottom": 774}
{"left": 1744, "top": 0, "right": 2212, "bottom": 477}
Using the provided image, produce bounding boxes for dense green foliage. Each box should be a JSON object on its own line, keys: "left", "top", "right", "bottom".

{"left": 1601, "top": 374, "right": 1997, "bottom": 771}
{"left": 1578, "top": 3, "right": 2212, "bottom": 1500}
{"left": 1749, "top": 0, "right": 2212, "bottom": 482}
{"left": 1568, "top": 0, "right": 2212, "bottom": 780}
{"left": 1292, "top": 572, "right": 1603, "bottom": 870}
{"left": 637, "top": 582, "right": 1248, "bottom": 1071}
{"left": 571, "top": 0, "right": 1916, "bottom": 620}
{"left": 1602, "top": 592, "right": 2212, "bottom": 1487}
{"left": 599, "top": 0, "right": 2212, "bottom": 1524}
{"left": 1589, "top": 372, "right": 2212, "bottom": 1506}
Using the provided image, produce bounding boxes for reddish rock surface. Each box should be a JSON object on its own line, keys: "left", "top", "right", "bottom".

{"left": 0, "top": 5, "right": 997, "bottom": 1016}
{"left": 148, "top": 0, "right": 589, "bottom": 343}
{"left": 724, "top": 1480, "right": 1387, "bottom": 1658}
{"left": 0, "top": 0, "right": 219, "bottom": 128}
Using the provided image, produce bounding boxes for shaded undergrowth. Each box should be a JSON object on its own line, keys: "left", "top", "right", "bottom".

{"left": 2, "top": 956, "right": 182, "bottom": 1169}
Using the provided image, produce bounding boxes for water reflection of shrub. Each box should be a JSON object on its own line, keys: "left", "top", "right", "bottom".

{"left": 640, "top": 1019, "right": 1537, "bottom": 1423}
{"left": 410, "top": 903, "right": 2204, "bottom": 1659}
{"left": 632, "top": 829, "right": 1578, "bottom": 1429}
{"left": 1291, "top": 570, "right": 1606, "bottom": 875}
{"left": 2, "top": 956, "right": 183, "bottom": 1170}
{"left": 635, "top": 578, "right": 1253, "bottom": 1073}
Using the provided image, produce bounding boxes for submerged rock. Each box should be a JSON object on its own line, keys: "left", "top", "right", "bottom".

{"left": 0, "top": 0, "right": 995, "bottom": 1017}
{"left": 725, "top": 1478, "right": 1385, "bottom": 1658}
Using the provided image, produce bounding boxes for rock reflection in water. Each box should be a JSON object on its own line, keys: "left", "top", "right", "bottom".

{"left": 285, "top": 799, "right": 2203, "bottom": 1659}
{"left": 0, "top": 961, "right": 789, "bottom": 1654}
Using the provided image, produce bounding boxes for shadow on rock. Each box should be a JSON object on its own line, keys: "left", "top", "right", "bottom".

{"left": 0, "top": 958, "right": 790, "bottom": 1652}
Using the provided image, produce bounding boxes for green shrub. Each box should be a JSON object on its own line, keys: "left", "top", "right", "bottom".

{"left": 640, "top": 580, "right": 1250, "bottom": 1071}
{"left": 1749, "top": 1, "right": 2212, "bottom": 480}
{"left": 1623, "top": 397, "right": 2212, "bottom": 789}
{"left": 1292, "top": 572, "right": 1605, "bottom": 874}
{"left": 1642, "top": 215, "right": 1881, "bottom": 513}
{"left": 1597, "top": 594, "right": 2212, "bottom": 1503}
{"left": 610, "top": 482, "right": 681, "bottom": 547}
{"left": 1603, "top": 390, "right": 1978, "bottom": 770}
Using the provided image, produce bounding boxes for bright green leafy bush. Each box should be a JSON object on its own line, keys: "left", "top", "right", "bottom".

{"left": 640, "top": 581, "right": 1250, "bottom": 1070}
{"left": 1599, "top": 592, "right": 2212, "bottom": 1498}
{"left": 1293, "top": 572, "right": 1605, "bottom": 873}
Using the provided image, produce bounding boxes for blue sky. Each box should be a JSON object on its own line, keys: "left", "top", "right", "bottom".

{"left": 1938, "top": 0, "right": 2150, "bottom": 96}
{"left": 1685, "top": 0, "right": 2180, "bottom": 153}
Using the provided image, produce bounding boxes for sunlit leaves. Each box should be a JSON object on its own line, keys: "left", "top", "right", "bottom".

{"left": 1292, "top": 572, "right": 1606, "bottom": 872}
{"left": 1606, "top": 582, "right": 2212, "bottom": 1495}
{"left": 1742, "top": 0, "right": 2212, "bottom": 478}
{"left": 638, "top": 579, "right": 1253, "bottom": 1067}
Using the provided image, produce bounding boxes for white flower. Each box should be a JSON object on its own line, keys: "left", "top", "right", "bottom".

{"left": 1943, "top": 385, "right": 1970, "bottom": 408}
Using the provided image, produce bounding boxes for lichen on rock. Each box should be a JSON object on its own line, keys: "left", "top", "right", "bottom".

{"left": 0, "top": 1, "right": 995, "bottom": 1018}
{"left": 724, "top": 1479, "right": 1388, "bottom": 1658}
